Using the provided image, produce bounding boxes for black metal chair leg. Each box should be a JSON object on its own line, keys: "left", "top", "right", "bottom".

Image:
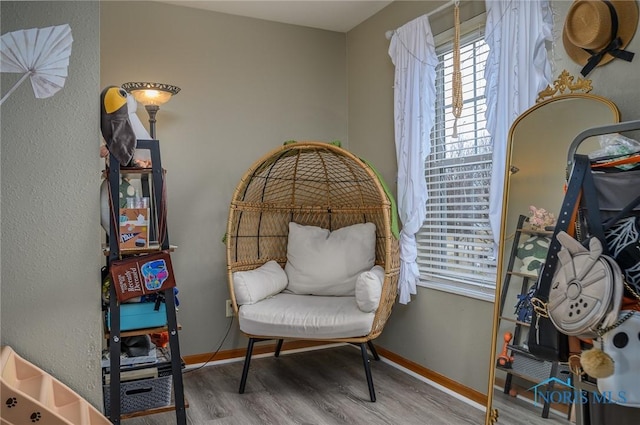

{"left": 239, "top": 338, "right": 256, "bottom": 394}
{"left": 274, "top": 339, "right": 284, "bottom": 357}
{"left": 367, "top": 340, "right": 380, "bottom": 361}
{"left": 360, "top": 343, "right": 376, "bottom": 402}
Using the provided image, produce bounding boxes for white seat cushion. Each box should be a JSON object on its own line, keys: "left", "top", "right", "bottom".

{"left": 285, "top": 222, "right": 376, "bottom": 296}
{"left": 238, "top": 293, "right": 375, "bottom": 339}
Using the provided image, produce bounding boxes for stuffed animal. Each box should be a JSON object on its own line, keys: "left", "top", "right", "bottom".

{"left": 100, "top": 85, "right": 136, "bottom": 166}
{"left": 100, "top": 86, "right": 152, "bottom": 167}
{"left": 528, "top": 205, "right": 556, "bottom": 231}
{"left": 516, "top": 236, "right": 550, "bottom": 275}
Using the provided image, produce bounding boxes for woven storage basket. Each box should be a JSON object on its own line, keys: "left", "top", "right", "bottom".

{"left": 103, "top": 375, "right": 172, "bottom": 414}
{"left": 226, "top": 142, "right": 400, "bottom": 342}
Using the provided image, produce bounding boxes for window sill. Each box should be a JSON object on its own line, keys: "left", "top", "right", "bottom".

{"left": 418, "top": 280, "right": 496, "bottom": 303}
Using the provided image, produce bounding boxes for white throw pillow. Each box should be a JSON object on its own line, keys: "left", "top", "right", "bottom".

{"left": 285, "top": 222, "right": 376, "bottom": 296}
{"left": 355, "top": 265, "right": 385, "bottom": 312}
{"left": 232, "top": 260, "right": 288, "bottom": 305}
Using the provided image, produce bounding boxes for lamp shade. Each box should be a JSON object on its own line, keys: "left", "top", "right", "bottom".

{"left": 121, "top": 82, "right": 180, "bottom": 106}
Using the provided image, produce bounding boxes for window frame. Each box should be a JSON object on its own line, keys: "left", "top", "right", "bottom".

{"left": 417, "top": 13, "right": 496, "bottom": 303}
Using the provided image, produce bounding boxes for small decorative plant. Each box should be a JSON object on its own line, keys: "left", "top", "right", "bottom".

{"left": 528, "top": 205, "right": 556, "bottom": 231}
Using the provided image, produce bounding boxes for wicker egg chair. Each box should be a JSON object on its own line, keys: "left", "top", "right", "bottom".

{"left": 226, "top": 141, "right": 400, "bottom": 401}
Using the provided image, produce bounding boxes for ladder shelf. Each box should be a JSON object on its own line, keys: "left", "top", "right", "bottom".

{"left": 104, "top": 139, "right": 186, "bottom": 424}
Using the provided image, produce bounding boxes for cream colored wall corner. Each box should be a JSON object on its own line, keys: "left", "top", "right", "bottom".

{"left": 1, "top": 1, "right": 103, "bottom": 408}
{"left": 347, "top": 0, "right": 640, "bottom": 395}
{"left": 347, "top": 0, "right": 491, "bottom": 395}
{"left": 100, "top": 1, "right": 348, "bottom": 356}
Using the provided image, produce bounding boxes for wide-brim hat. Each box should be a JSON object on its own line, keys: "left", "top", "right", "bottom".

{"left": 563, "top": 0, "right": 638, "bottom": 69}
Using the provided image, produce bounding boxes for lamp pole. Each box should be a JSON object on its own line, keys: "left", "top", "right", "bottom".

{"left": 145, "top": 104, "right": 160, "bottom": 139}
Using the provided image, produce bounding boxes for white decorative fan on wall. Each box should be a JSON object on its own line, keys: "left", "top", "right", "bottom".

{"left": 0, "top": 24, "right": 73, "bottom": 106}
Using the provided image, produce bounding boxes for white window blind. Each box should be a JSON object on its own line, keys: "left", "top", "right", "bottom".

{"left": 416, "top": 27, "right": 497, "bottom": 301}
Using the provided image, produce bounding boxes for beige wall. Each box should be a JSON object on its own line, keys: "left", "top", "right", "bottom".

{"left": 347, "top": 0, "right": 640, "bottom": 396}
{"left": 1, "top": 1, "right": 103, "bottom": 407}
{"left": 100, "top": 1, "right": 348, "bottom": 356}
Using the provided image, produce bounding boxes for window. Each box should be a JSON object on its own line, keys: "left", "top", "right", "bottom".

{"left": 416, "top": 24, "right": 497, "bottom": 301}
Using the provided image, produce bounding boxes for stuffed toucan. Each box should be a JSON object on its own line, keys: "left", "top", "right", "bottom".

{"left": 100, "top": 85, "right": 136, "bottom": 166}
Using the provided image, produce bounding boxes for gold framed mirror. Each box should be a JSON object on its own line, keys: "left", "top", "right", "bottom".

{"left": 485, "top": 71, "right": 620, "bottom": 425}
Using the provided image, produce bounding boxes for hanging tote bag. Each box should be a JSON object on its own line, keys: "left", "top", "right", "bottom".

{"left": 109, "top": 251, "right": 176, "bottom": 302}
{"left": 590, "top": 158, "right": 640, "bottom": 298}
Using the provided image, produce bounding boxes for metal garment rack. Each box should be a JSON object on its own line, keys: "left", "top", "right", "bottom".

{"left": 566, "top": 119, "right": 640, "bottom": 425}
{"left": 106, "top": 139, "right": 186, "bottom": 424}
{"left": 567, "top": 119, "right": 640, "bottom": 166}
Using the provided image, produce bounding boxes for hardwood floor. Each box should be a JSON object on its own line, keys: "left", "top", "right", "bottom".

{"left": 121, "top": 345, "right": 485, "bottom": 424}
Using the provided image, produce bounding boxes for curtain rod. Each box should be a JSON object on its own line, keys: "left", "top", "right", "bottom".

{"left": 385, "top": 0, "right": 455, "bottom": 40}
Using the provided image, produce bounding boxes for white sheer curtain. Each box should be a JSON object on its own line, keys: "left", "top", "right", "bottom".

{"left": 484, "top": 0, "right": 553, "bottom": 253}
{"left": 388, "top": 15, "right": 437, "bottom": 304}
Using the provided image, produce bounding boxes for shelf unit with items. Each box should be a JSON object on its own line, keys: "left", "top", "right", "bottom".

{"left": 495, "top": 214, "right": 570, "bottom": 419}
{"left": 102, "top": 139, "right": 186, "bottom": 424}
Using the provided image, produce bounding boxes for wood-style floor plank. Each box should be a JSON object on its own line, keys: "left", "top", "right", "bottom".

{"left": 120, "top": 345, "right": 484, "bottom": 424}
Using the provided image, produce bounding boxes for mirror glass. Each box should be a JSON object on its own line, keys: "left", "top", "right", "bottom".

{"left": 485, "top": 72, "right": 620, "bottom": 425}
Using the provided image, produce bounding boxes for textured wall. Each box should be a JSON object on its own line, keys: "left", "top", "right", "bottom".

{"left": 1, "top": 1, "right": 103, "bottom": 407}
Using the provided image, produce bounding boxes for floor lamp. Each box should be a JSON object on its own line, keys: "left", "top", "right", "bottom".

{"left": 121, "top": 82, "right": 180, "bottom": 139}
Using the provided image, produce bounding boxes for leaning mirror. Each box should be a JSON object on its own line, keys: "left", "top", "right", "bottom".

{"left": 485, "top": 71, "right": 620, "bottom": 425}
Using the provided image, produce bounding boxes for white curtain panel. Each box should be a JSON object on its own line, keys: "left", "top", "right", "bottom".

{"left": 388, "top": 15, "right": 437, "bottom": 304}
{"left": 484, "top": 0, "right": 553, "bottom": 253}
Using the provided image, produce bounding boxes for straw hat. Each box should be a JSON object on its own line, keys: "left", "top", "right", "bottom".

{"left": 563, "top": 0, "right": 638, "bottom": 74}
